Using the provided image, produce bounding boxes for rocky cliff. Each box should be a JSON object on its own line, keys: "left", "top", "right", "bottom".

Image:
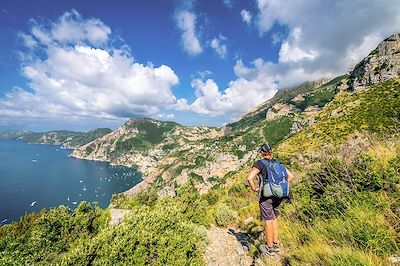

{"left": 348, "top": 33, "right": 400, "bottom": 90}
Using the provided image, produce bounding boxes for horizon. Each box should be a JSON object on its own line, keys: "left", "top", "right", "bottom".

{"left": 0, "top": 0, "right": 399, "bottom": 131}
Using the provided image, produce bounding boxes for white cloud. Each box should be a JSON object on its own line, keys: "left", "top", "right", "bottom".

{"left": 210, "top": 35, "right": 228, "bottom": 58}
{"left": 153, "top": 113, "right": 175, "bottom": 120}
{"left": 181, "top": 0, "right": 400, "bottom": 118}
{"left": 175, "top": 10, "right": 203, "bottom": 55}
{"left": 184, "top": 67, "right": 278, "bottom": 117}
{"left": 278, "top": 27, "right": 318, "bottom": 63}
{"left": 0, "top": 11, "right": 180, "bottom": 125}
{"left": 240, "top": 9, "right": 252, "bottom": 25}
{"left": 30, "top": 10, "right": 111, "bottom": 46}
{"left": 255, "top": 0, "right": 400, "bottom": 71}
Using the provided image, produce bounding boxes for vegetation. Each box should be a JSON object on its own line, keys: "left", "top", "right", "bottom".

{"left": 0, "top": 186, "right": 207, "bottom": 265}
{"left": 279, "top": 79, "right": 400, "bottom": 160}
{"left": 113, "top": 118, "right": 179, "bottom": 153}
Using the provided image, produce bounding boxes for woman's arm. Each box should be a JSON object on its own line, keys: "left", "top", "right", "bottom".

{"left": 247, "top": 167, "right": 260, "bottom": 192}
{"left": 286, "top": 168, "right": 295, "bottom": 181}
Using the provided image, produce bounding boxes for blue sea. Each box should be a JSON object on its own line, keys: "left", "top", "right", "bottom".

{"left": 0, "top": 139, "right": 142, "bottom": 224}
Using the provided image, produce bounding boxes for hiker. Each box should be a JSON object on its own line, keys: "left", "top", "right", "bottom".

{"left": 247, "top": 143, "right": 294, "bottom": 255}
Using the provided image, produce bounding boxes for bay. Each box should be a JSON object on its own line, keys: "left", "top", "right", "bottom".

{"left": 0, "top": 139, "right": 142, "bottom": 224}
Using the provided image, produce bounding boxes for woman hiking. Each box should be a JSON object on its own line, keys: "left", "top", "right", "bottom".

{"left": 247, "top": 143, "right": 295, "bottom": 255}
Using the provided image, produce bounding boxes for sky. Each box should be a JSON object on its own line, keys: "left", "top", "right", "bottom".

{"left": 0, "top": 0, "right": 399, "bottom": 131}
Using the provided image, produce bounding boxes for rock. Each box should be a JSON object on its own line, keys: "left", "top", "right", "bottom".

{"left": 265, "top": 103, "right": 296, "bottom": 121}
{"left": 157, "top": 185, "right": 176, "bottom": 198}
{"left": 205, "top": 227, "right": 254, "bottom": 266}
{"left": 389, "top": 255, "right": 400, "bottom": 264}
{"left": 243, "top": 217, "right": 254, "bottom": 225}
{"left": 348, "top": 33, "right": 400, "bottom": 91}
{"left": 109, "top": 208, "right": 131, "bottom": 226}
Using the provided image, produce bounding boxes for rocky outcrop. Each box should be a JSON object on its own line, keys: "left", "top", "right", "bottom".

{"left": 348, "top": 33, "right": 400, "bottom": 91}
{"left": 205, "top": 227, "right": 255, "bottom": 266}
{"left": 265, "top": 103, "right": 297, "bottom": 121}
{"left": 109, "top": 208, "right": 131, "bottom": 226}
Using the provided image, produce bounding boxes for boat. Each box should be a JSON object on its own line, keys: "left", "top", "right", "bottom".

{"left": 67, "top": 196, "right": 70, "bottom": 201}
{"left": 79, "top": 180, "right": 83, "bottom": 183}
{"left": 32, "top": 160, "right": 38, "bottom": 163}
{"left": 83, "top": 185, "right": 87, "bottom": 191}
{"left": 72, "top": 201, "right": 77, "bottom": 205}
{"left": 1, "top": 219, "right": 7, "bottom": 224}
{"left": 30, "top": 201, "right": 36, "bottom": 207}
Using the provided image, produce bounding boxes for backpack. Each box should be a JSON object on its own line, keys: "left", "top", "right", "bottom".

{"left": 259, "top": 159, "right": 289, "bottom": 198}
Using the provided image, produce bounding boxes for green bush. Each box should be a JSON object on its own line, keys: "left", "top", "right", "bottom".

{"left": 215, "top": 204, "right": 237, "bottom": 227}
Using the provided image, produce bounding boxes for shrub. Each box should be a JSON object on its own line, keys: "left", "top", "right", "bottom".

{"left": 215, "top": 204, "right": 237, "bottom": 227}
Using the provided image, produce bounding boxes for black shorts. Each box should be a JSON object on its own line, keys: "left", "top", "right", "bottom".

{"left": 259, "top": 196, "right": 282, "bottom": 221}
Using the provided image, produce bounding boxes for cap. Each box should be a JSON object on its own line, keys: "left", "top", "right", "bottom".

{"left": 259, "top": 143, "right": 272, "bottom": 153}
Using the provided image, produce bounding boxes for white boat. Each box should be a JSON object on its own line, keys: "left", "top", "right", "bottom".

{"left": 1, "top": 219, "right": 7, "bottom": 224}
{"left": 32, "top": 160, "right": 38, "bottom": 163}
{"left": 83, "top": 185, "right": 87, "bottom": 191}
{"left": 72, "top": 201, "right": 77, "bottom": 205}
{"left": 30, "top": 201, "right": 36, "bottom": 207}
{"left": 79, "top": 180, "right": 83, "bottom": 183}
{"left": 67, "top": 196, "right": 70, "bottom": 201}
{"left": 79, "top": 193, "right": 81, "bottom": 197}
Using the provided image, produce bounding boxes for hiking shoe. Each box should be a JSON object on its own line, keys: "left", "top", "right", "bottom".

{"left": 273, "top": 242, "right": 281, "bottom": 252}
{"left": 259, "top": 244, "right": 277, "bottom": 256}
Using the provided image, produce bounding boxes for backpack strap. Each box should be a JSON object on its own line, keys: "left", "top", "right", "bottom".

{"left": 259, "top": 159, "right": 273, "bottom": 183}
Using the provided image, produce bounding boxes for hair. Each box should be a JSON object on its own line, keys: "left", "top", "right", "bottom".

{"left": 261, "top": 150, "right": 272, "bottom": 157}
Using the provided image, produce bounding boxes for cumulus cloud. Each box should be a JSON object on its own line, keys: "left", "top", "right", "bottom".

{"left": 183, "top": 62, "right": 278, "bottom": 117}
{"left": 210, "top": 35, "right": 228, "bottom": 58}
{"left": 240, "top": 9, "right": 252, "bottom": 25}
{"left": 256, "top": 0, "right": 400, "bottom": 71}
{"left": 0, "top": 10, "right": 180, "bottom": 125}
{"left": 182, "top": 0, "right": 400, "bottom": 118}
{"left": 153, "top": 113, "right": 175, "bottom": 120}
{"left": 175, "top": 9, "right": 203, "bottom": 55}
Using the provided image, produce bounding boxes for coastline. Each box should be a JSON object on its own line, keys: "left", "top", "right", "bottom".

{"left": 69, "top": 152, "right": 149, "bottom": 198}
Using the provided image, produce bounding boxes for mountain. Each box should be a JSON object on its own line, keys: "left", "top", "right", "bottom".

{"left": 0, "top": 34, "right": 399, "bottom": 265}
{"left": 0, "top": 129, "right": 33, "bottom": 139}
{"left": 71, "top": 74, "right": 349, "bottom": 196}
{"left": 0, "top": 128, "right": 112, "bottom": 148}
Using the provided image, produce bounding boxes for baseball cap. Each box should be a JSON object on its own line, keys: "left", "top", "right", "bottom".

{"left": 259, "top": 143, "right": 272, "bottom": 152}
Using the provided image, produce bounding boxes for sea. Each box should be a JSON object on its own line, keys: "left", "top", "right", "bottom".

{"left": 0, "top": 139, "right": 142, "bottom": 224}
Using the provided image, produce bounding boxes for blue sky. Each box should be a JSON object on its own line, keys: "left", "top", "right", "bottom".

{"left": 0, "top": 0, "right": 399, "bottom": 131}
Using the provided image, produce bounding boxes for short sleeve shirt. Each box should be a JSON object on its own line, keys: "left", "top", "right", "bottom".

{"left": 252, "top": 159, "right": 271, "bottom": 183}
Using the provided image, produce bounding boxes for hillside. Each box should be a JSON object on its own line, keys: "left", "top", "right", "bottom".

{"left": 0, "top": 128, "right": 112, "bottom": 148}
{"left": 0, "top": 34, "right": 399, "bottom": 265}
{"left": 71, "top": 75, "right": 349, "bottom": 196}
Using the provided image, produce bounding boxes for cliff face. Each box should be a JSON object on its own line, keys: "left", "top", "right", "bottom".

{"left": 348, "top": 33, "right": 400, "bottom": 90}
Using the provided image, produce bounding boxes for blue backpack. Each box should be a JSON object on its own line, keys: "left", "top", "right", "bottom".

{"left": 260, "top": 159, "right": 289, "bottom": 198}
